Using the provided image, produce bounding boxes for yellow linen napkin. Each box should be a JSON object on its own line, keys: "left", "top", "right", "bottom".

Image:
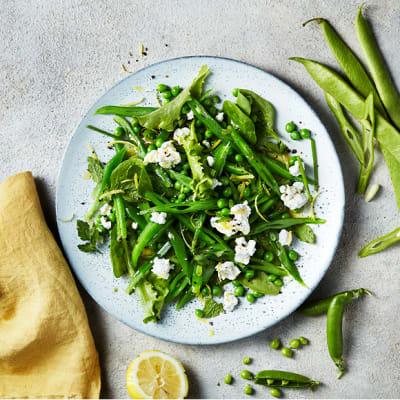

{"left": 0, "top": 172, "right": 101, "bottom": 399}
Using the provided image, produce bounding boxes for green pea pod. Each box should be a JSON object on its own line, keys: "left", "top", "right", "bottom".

{"left": 168, "top": 226, "right": 192, "bottom": 278}
{"left": 113, "top": 194, "right": 127, "bottom": 240}
{"left": 290, "top": 57, "right": 400, "bottom": 212}
{"left": 250, "top": 217, "right": 325, "bottom": 236}
{"left": 310, "top": 137, "right": 319, "bottom": 191}
{"left": 325, "top": 92, "right": 364, "bottom": 165}
{"left": 327, "top": 293, "right": 354, "bottom": 379}
{"left": 303, "top": 17, "right": 387, "bottom": 118}
{"left": 87, "top": 124, "right": 136, "bottom": 145}
{"left": 213, "top": 142, "right": 231, "bottom": 177}
{"left": 259, "top": 154, "right": 307, "bottom": 183}
{"left": 223, "top": 100, "right": 257, "bottom": 145}
{"left": 355, "top": 4, "right": 400, "bottom": 129}
{"left": 95, "top": 105, "right": 157, "bottom": 117}
{"left": 359, "top": 226, "right": 400, "bottom": 257}
{"left": 113, "top": 115, "right": 147, "bottom": 158}
{"left": 140, "top": 198, "right": 218, "bottom": 215}
{"left": 277, "top": 243, "right": 306, "bottom": 287}
{"left": 247, "top": 263, "right": 287, "bottom": 277}
{"left": 357, "top": 93, "right": 376, "bottom": 194}
{"left": 297, "top": 156, "right": 312, "bottom": 201}
{"left": 110, "top": 225, "right": 127, "bottom": 278}
{"left": 255, "top": 370, "right": 320, "bottom": 389}
{"left": 298, "top": 288, "right": 371, "bottom": 316}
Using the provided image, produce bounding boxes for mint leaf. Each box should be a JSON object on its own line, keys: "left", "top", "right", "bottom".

{"left": 202, "top": 298, "right": 224, "bottom": 319}
{"left": 87, "top": 156, "right": 104, "bottom": 183}
{"left": 77, "top": 219, "right": 91, "bottom": 241}
{"left": 78, "top": 242, "right": 99, "bottom": 253}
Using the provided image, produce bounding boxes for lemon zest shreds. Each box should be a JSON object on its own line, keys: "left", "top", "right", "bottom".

{"left": 133, "top": 85, "right": 152, "bottom": 92}
{"left": 287, "top": 230, "right": 293, "bottom": 246}
{"left": 57, "top": 213, "right": 75, "bottom": 222}
{"left": 179, "top": 224, "right": 191, "bottom": 249}
{"left": 99, "top": 189, "right": 124, "bottom": 201}
{"left": 134, "top": 172, "right": 139, "bottom": 190}
{"left": 155, "top": 92, "right": 162, "bottom": 106}
{"left": 107, "top": 140, "right": 136, "bottom": 149}
{"left": 87, "top": 142, "right": 99, "bottom": 161}
{"left": 121, "top": 97, "right": 144, "bottom": 106}
{"left": 121, "top": 64, "right": 134, "bottom": 73}
{"left": 83, "top": 171, "right": 91, "bottom": 180}
{"left": 230, "top": 174, "right": 254, "bottom": 182}
{"left": 209, "top": 330, "right": 215, "bottom": 336}
{"left": 311, "top": 190, "right": 322, "bottom": 220}
{"left": 205, "top": 139, "right": 221, "bottom": 153}
{"left": 197, "top": 317, "right": 211, "bottom": 325}
{"left": 254, "top": 195, "right": 269, "bottom": 222}
{"left": 139, "top": 42, "right": 144, "bottom": 56}
{"left": 216, "top": 262, "right": 222, "bottom": 281}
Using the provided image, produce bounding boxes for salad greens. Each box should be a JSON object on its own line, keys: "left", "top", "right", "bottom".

{"left": 77, "top": 65, "right": 324, "bottom": 323}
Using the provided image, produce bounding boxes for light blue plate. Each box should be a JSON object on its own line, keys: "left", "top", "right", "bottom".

{"left": 56, "top": 56, "right": 345, "bottom": 345}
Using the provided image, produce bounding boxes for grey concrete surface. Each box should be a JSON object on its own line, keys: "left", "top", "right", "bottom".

{"left": 1, "top": 0, "right": 400, "bottom": 398}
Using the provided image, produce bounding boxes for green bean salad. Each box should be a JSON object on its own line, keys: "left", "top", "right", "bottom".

{"left": 76, "top": 65, "right": 324, "bottom": 323}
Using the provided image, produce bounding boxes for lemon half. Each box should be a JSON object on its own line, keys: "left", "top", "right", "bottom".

{"left": 126, "top": 350, "right": 189, "bottom": 399}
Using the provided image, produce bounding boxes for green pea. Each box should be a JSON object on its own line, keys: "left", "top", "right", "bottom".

{"left": 195, "top": 309, "right": 204, "bottom": 318}
{"left": 299, "top": 336, "right": 308, "bottom": 345}
{"left": 212, "top": 285, "right": 222, "bottom": 297}
{"left": 221, "top": 207, "right": 230, "bottom": 216}
{"left": 203, "top": 97, "right": 213, "bottom": 107}
{"left": 181, "top": 104, "right": 190, "bottom": 114}
{"left": 217, "top": 198, "right": 227, "bottom": 208}
{"left": 244, "top": 385, "right": 253, "bottom": 395}
{"left": 246, "top": 293, "right": 255, "bottom": 303}
{"left": 220, "top": 176, "right": 230, "bottom": 186}
{"left": 288, "top": 250, "right": 298, "bottom": 261}
{"left": 245, "top": 270, "right": 255, "bottom": 280}
{"left": 270, "top": 388, "right": 281, "bottom": 398}
{"left": 182, "top": 162, "right": 190, "bottom": 171}
{"left": 224, "top": 374, "right": 232, "bottom": 385}
{"left": 177, "top": 193, "right": 186, "bottom": 202}
{"left": 155, "top": 137, "right": 164, "bottom": 148}
{"left": 243, "top": 357, "right": 251, "bottom": 365}
{"left": 183, "top": 186, "right": 191, "bottom": 194}
{"left": 96, "top": 214, "right": 103, "bottom": 224}
{"left": 269, "top": 338, "right": 281, "bottom": 350}
{"left": 108, "top": 212, "right": 116, "bottom": 223}
{"left": 285, "top": 121, "right": 296, "bottom": 132}
{"left": 228, "top": 199, "right": 234, "bottom": 208}
{"left": 281, "top": 212, "right": 291, "bottom": 219}
{"left": 130, "top": 124, "right": 140, "bottom": 134}
{"left": 267, "top": 274, "right": 277, "bottom": 282}
{"left": 253, "top": 291, "right": 262, "bottom": 298}
{"left": 235, "top": 154, "right": 244, "bottom": 162}
{"left": 289, "top": 156, "right": 297, "bottom": 166}
{"left": 195, "top": 119, "right": 203, "bottom": 127}
{"left": 264, "top": 251, "right": 274, "bottom": 262}
{"left": 281, "top": 379, "right": 289, "bottom": 386}
{"left": 274, "top": 279, "right": 283, "bottom": 287}
{"left": 215, "top": 210, "right": 223, "bottom": 217}
{"left": 266, "top": 379, "right": 274, "bottom": 385}
{"left": 240, "top": 370, "right": 253, "bottom": 380}
{"left": 204, "top": 129, "right": 213, "bottom": 139}
{"left": 243, "top": 187, "right": 251, "bottom": 198}
{"left": 208, "top": 106, "right": 217, "bottom": 116}
{"left": 213, "top": 95, "right": 221, "bottom": 104}
{"left": 289, "top": 339, "right": 300, "bottom": 349}
{"left": 269, "top": 231, "right": 278, "bottom": 241}
{"left": 281, "top": 347, "right": 292, "bottom": 358}
{"left": 162, "top": 91, "right": 172, "bottom": 99}
{"left": 157, "top": 83, "right": 169, "bottom": 92}
{"left": 232, "top": 88, "right": 239, "bottom": 97}
{"left": 144, "top": 129, "right": 155, "bottom": 139}
{"left": 232, "top": 280, "right": 241, "bottom": 287}
{"left": 174, "top": 181, "right": 182, "bottom": 190}
{"left": 201, "top": 286, "right": 210, "bottom": 297}
{"left": 300, "top": 128, "right": 311, "bottom": 139}
{"left": 114, "top": 126, "right": 124, "bottom": 137}
{"left": 223, "top": 187, "right": 233, "bottom": 198}
{"left": 290, "top": 131, "right": 301, "bottom": 140}
{"left": 171, "top": 86, "right": 181, "bottom": 96}
{"left": 180, "top": 169, "right": 188, "bottom": 175}
{"left": 234, "top": 286, "right": 244, "bottom": 297}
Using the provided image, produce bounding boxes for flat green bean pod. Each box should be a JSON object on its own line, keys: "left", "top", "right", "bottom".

{"left": 359, "top": 226, "right": 400, "bottom": 257}
{"left": 255, "top": 370, "right": 320, "bottom": 389}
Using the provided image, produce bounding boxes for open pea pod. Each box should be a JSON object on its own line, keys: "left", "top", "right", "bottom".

{"left": 223, "top": 100, "right": 257, "bottom": 145}
{"left": 238, "top": 271, "right": 280, "bottom": 295}
{"left": 255, "top": 370, "right": 320, "bottom": 389}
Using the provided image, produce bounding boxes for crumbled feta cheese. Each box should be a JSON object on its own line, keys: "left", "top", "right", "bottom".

{"left": 216, "top": 261, "right": 241, "bottom": 280}
{"left": 223, "top": 291, "right": 238, "bottom": 312}
{"left": 288, "top": 160, "right": 303, "bottom": 177}
{"left": 207, "top": 155, "right": 215, "bottom": 167}
{"left": 150, "top": 211, "right": 167, "bottom": 224}
{"left": 212, "top": 179, "right": 222, "bottom": 189}
{"left": 131, "top": 222, "right": 138, "bottom": 230}
{"left": 210, "top": 201, "right": 252, "bottom": 237}
{"left": 151, "top": 257, "right": 174, "bottom": 279}
{"left": 234, "top": 237, "right": 257, "bottom": 265}
{"left": 173, "top": 127, "right": 190, "bottom": 145}
{"left": 215, "top": 112, "right": 224, "bottom": 122}
{"left": 279, "top": 229, "right": 290, "bottom": 246}
{"left": 280, "top": 182, "right": 308, "bottom": 210}
{"left": 100, "top": 203, "right": 112, "bottom": 216}
{"left": 186, "top": 110, "right": 194, "bottom": 120}
{"left": 144, "top": 141, "right": 181, "bottom": 168}
{"left": 100, "top": 216, "right": 111, "bottom": 230}
{"left": 202, "top": 140, "right": 211, "bottom": 148}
